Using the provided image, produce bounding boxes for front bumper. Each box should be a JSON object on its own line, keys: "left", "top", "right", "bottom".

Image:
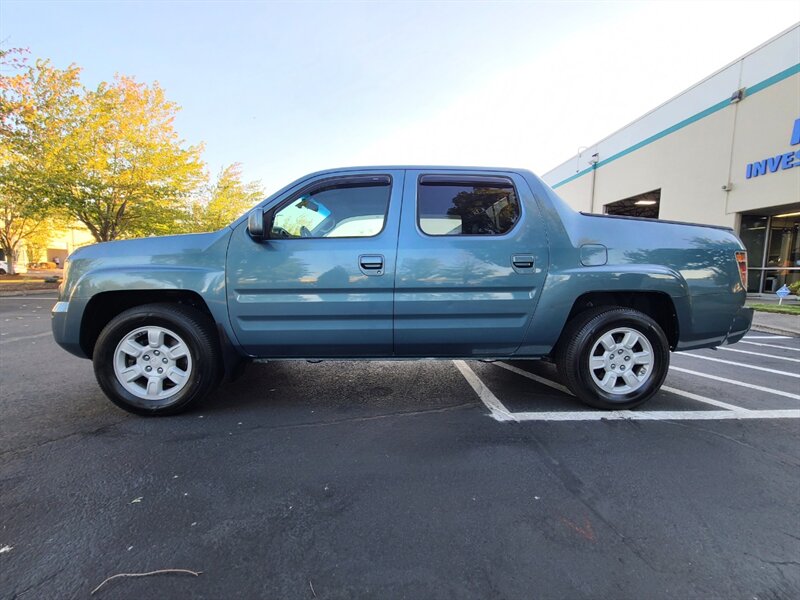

{"left": 724, "top": 306, "right": 754, "bottom": 345}
{"left": 51, "top": 301, "right": 86, "bottom": 357}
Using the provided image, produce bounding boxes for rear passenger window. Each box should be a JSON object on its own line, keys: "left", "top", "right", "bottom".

{"left": 417, "top": 176, "right": 520, "bottom": 236}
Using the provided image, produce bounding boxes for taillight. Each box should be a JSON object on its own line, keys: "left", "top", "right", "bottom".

{"left": 735, "top": 251, "right": 747, "bottom": 289}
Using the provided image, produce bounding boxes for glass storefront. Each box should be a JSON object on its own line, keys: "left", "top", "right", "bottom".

{"left": 740, "top": 212, "right": 800, "bottom": 293}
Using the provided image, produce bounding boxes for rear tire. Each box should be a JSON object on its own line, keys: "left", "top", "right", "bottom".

{"left": 93, "top": 303, "right": 221, "bottom": 416}
{"left": 556, "top": 307, "right": 669, "bottom": 410}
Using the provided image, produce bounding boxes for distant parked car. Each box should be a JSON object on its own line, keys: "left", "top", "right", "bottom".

{"left": 0, "top": 260, "right": 29, "bottom": 274}
{"left": 29, "top": 261, "right": 57, "bottom": 270}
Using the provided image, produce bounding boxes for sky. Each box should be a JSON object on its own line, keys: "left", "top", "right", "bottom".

{"left": 2, "top": 0, "right": 799, "bottom": 195}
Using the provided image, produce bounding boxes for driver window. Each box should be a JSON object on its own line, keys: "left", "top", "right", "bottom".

{"left": 272, "top": 178, "right": 391, "bottom": 239}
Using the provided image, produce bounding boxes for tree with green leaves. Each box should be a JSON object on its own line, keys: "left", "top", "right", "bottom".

{"left": 2, "top": 53, "right": 206, "bottom": 250}
{"left": 0, "top": 49, "right": 76, "bottom": 273}
{"left": 51, "top": 75, "right": 206, "bottom": 241}
{"left": 189, "top": 163, "right": 263, "bottom": 232}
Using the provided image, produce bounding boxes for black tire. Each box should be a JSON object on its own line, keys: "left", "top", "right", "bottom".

{"left": 0, "top": 268, "right": 7, "bottom": 275}
{"left": 556, "top": 306, "right": 670, "bottom": 410}
{"left": 93, "top": 303, "right": 221, "bottom": 416}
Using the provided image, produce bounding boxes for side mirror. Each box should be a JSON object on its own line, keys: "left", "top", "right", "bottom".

{"left": 247, "top": 208, "right": 266, "bottom": 241}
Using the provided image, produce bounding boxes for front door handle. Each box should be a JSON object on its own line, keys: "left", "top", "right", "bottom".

{"left": 512, "top": 254, "right": 535, "bottom": 269}
{"left": 359, "top": 254, "right": 384, "bottom": 275}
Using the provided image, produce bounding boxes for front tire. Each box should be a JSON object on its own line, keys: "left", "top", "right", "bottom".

{"left": 93, "top": 303, "right": 221, "bottom": 416}
{"left": 556, "top": 307, "right": 670, "bottom": 410}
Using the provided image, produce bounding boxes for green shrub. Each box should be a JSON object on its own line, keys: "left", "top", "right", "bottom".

{"left": 788, "top": 281, "right": 800, "bottom": 296}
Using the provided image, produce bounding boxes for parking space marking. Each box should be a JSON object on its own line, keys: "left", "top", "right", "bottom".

{"left": 510, "top": 409, "right": 800, "bottom": 422}
{"left": 743, "top": 335, "right": 791, "bottom": 340}
{"left": 452, "top": 360, "right": 517, "bottom": 422}
{"left": 493, "top": 361, "right": 571, "bottom": 395}
{"left": 718, "top": 346, "right": 800, "bottom": 363}
{"left": 494, "top": 361, "right": 748, "bottom": 412}
{"left": 456, "top": 358, "right": 799, "bottom": 422}
{"left": 669, "top": 366, "right": 800, "bottom": 400}
{"left": 0, "top": 331, "right": 52, "bottom": 345}
{"left": 680, "top": 353, "right": 800, "bottom": 378}
{"left": 740, "top": 340, "right": 800, "bottom": 352}
{"left": 659, "top": 385, "right": 750, "bottom": 411}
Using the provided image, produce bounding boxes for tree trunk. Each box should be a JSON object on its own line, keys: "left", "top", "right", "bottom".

{"left": 0, "top": 241, "right": 18, "bottom": 275}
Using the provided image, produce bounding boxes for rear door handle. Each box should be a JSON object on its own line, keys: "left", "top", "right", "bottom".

{"left": 359, "top": 254, "right": 384, "bottom": 275}
{"left": 512, "top": 254, "right": 535, "bottom": 269}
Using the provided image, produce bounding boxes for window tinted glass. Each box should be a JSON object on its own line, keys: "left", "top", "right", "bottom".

{"left": 417, "top": 179, "right": 520, "bottom": 236}
{"left": 272, "top": 180, "right": 390, "bottom": 239}
{"left": 739, "top": 214, "right": 767, "bottom": 268}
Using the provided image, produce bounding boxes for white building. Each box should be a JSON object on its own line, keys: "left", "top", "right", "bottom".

{"left": 543, "top": 24, "right": 800, "bottom": 294}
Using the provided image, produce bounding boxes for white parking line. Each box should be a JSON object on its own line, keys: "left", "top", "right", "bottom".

{"left": 669, "top": 366, "right": 800, "bottom": 400}
{"left": 511, "top": 409, "right": 800, "bottom": 421}
{"left": 660, "top": 386, "right": 749, "bottom": 411}
{"left": 740, "top": 340, "right": 800, "bottom": 352}
{"left": 0, "top": 296, "right": 57, "bottom": 300}
{"left": 452, "top": 360, "right": 516, "bottom": 422}
{"left": 718, "top": 346, "right": 800, "bottom": 363}
{"left": 744, "top": 335, "right": 791, "bottom": 339}
{"left": 492, "top": 361, "right": 571, "bottom": 395}
{"left": 456, "top": 360, "right": 799, "bottom": 423}
{"left": 494, "top": 362, "right": 747, "bottom": 412}
{"left": 0, "top": 331, "right": 52, "bottom": 345}
{"left": 680, "top": 352, "right": 800, "bottom": 378}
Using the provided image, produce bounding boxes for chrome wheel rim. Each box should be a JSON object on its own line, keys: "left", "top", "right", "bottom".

{"left": 113, "top": 326, "right": 193, "bottom": 401}
{"left": 588, "top": 326, "right": 654, "bottom": 394}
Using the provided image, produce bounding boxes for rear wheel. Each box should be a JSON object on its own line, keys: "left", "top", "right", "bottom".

{"left": 93, "top": 303, "right": 221, "bottom": 415}
{"left": 556, "top": 307, "right": 669, "bottom": 410}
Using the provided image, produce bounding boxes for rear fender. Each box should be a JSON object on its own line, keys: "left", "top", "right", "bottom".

{"left": 517, "top": 264, "right": 690, "bottom": 355}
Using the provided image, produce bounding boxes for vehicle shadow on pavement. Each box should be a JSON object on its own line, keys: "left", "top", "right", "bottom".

{"left": 200, "top": 360, "right": 483, "bottom": 420}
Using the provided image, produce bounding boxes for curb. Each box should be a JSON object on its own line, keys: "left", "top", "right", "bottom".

{"left": 0, "top": 288, "right": 59, "bottom": 298}
{"left": 750, "top": 323, "right": 800, "bottom": 337}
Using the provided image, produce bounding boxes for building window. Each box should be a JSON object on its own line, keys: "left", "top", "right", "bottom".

{"left": 603, "top": 190, "right": 660, "bottom": 219}
{"left": 739, "top": 210, "right": 800, "bottom": 293}
{"left": 740, "top": 215, "right": 768, "bottom": 293}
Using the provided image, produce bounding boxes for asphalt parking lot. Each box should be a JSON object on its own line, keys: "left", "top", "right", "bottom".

{"left": 1, "top": 294, "right": 799, "bottom": 599}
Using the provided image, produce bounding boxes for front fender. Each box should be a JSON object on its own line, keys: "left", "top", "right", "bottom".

{"left": 54, "top": 265, "right": 232, "bottom": 358}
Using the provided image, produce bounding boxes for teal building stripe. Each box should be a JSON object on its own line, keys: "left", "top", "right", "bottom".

{"left": 552, "top": 62, "right": 800, "bottom": 189}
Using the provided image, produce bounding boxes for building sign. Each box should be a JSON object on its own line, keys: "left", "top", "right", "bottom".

{"left": 745, "top": 117, "right": 800, "bottom": 179}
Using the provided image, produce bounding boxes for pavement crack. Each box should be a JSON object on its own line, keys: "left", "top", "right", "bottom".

{"left": 527, "top": 429, "right": 665, "bottom": 574}
{"left": 11, "top": 565, "right": 66, "bottom": 598}
{"left": 240, "top": 402, "right": 477, "bottom": 433}
{"left": 0, "top": 420, "right": 126, "bottom": 461}
{"left": 746, "top": 555, "right": 800, "bottom": 567}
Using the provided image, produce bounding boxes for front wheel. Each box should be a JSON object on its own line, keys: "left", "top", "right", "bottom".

{"left": 556, "top": 307, "right": 670, "bottom": 410}
{"left": 93, "top": 303, "right": 221, "bottom": 416}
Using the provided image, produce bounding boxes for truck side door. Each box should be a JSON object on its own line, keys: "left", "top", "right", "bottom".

{"left": 394, "top": 170, "right": 549, "bottom": 357}
{"left": 226, "top": 171, "right": 404, "bottom": 357}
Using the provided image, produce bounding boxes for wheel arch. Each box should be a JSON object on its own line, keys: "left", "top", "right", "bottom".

{"left": 80, "top": 290, "right": 214, "bottom": 358}
{"left": 562, "top": 291, "right": 680, "bottom": 350}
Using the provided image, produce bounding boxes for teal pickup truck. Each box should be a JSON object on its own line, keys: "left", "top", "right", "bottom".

{"left": 51, "top": 167, "right": 753, "bottom": 415}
